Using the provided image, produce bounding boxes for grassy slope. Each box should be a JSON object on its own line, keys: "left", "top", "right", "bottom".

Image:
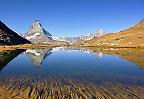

{"left": 78, "top": 19, "right": 144, "bottom": 47}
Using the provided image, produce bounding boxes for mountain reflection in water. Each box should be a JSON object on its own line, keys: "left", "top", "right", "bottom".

{"left": 88, "top": 47, "right": 144, "bottom": 69}
{"left": 25, "top": 46, "right": 104, "bottom": 67}
{"left": 0, "top": 47, "right": 144, "bottom": 98}
{"left": 0, "top": 49, "right": 25, "bottom": 71}
{"left": 26, "top": 48, "right": 53, "bottom": 67}
{"left": 25, "top": 47, "right": 144, "bottom": 68}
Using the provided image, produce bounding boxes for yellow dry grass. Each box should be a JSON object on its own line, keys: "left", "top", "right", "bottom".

{"left": 0, "top": 44, "right": 70, "bottom": 51}
{"left": 78, "top": 20, "right": 144, "bottom": 47}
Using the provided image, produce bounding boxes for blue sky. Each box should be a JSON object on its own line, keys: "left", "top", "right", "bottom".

{"left": 0, "top": 0, "right": 144, "bottom": 37}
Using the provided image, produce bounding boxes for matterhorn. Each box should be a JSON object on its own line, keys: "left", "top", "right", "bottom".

{"left": 23, "top": 20, "right": 53, "bottom": 44}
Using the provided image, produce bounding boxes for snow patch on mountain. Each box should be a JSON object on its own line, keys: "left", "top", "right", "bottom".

{"left": 53, "top": 29, "right": 106, "bottom": 43}
{"left": 22, "top": 20, "right": 54, "bottom": 44}
{"left": 22, "top": 20, "right": 106, "bottom": 44}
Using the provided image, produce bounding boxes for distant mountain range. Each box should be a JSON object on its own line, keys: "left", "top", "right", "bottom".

{"left": 0, "top": 21, "right": 30, "bottom": 45}
{"left": 22, "top": 20, "right": 105, "bottom": 44}
{"left": 0, "top": 20, "right": 105, "bottom": 45}
{"left": 53, "top": 29, "right": 105, "bottom": 44}
{"left": 79, "top": 19, "right": 144, "bottom": 47}
{"left": 1, "top": 19, "right": 144, "bottom": 47}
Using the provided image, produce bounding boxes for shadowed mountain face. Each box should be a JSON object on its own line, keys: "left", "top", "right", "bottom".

{"left": 22, "top": 20, "right": 67, "bottom": 45}
{"left": 0, "top": 21, "right": 31, "bottom": 45}
{"left": 0, "top": 49, "right": 25, "bottom": 71}
{"left": 25, "top": 48, "right": 53, "bottom": 67}
{"left": 28, "top": 20, "right": 52, "bottom": 37}
{"left": 23, "top": 20, "right": 54, "bottom": 44}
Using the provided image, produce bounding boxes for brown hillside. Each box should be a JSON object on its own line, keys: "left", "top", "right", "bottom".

{"left": 0, "top": 20, "right": 31, "bottom": 45}
{"left": 79, "top": 19, "right": 144, "bottom": 47}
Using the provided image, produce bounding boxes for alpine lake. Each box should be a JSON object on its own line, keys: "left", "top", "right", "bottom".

{"left": 0, "top": 46, "right": 144, "bottom": 99}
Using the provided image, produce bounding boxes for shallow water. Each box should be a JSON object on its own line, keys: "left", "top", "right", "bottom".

{"left": 0, "top": 47, "right": 144, "bottom": 98}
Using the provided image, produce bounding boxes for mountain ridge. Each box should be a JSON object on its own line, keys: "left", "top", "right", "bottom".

{"left": 0, "top": 20, "right": 31, "bottom": 45}
{"left": 78, "top": 19, "right": 144, "bottom": 47}
{"left": 53, "top": 29, "right": 105, "bottom": 44}
{"left": 23, "top": 20, "right": 53, "bottom": 44}
{"left": 23, "top": 20, "right": 105, "bottom": 44}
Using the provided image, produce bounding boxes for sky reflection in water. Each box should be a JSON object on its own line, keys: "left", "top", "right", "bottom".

{"left": 0, "top": 47, "right": 144, "bottom": 85}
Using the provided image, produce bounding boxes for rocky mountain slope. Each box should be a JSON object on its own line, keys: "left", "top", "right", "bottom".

{"left": 23, "top": 20, "right": 67, "bottom": 45}
{"left": 0, "top": 21, "right": 31, "bottom": 45}
{"left": 79, "top": 19, "right": 144, "bottom": 47}
{"left": 23, "top": 20, "right": 53, "bottom": 44}
{"left": 22, "top": 20, "right": 105, "bottom": 44}
{"left": 53, "top": 29, "right": 105, "bottom": 44}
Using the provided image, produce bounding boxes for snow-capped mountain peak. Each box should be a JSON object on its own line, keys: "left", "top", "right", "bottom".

{"left": 23, "top": 20, "right": 53, "bottom": 44}
{"left": 27, "top": 20, "right": 52, "bottom": 37}
{"left": 53, "top": 29, "right": 105, "bottom": 43}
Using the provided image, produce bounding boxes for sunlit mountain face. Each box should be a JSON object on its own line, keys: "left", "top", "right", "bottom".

{"left": 53, "top": 29, "right": 106, "bottom": 44}
{"left": 22, "top": 20, "right": 69, "bottom": 45}
{"left": 22, "top": 20, "right": 106, "bottom": 44}
{"left": 23, "top": 20, "right": 53, "bottom": 44}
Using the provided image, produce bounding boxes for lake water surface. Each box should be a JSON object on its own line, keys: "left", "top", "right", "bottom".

{"left": 0, "top": 47, "right": 144, "bottom": 98}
